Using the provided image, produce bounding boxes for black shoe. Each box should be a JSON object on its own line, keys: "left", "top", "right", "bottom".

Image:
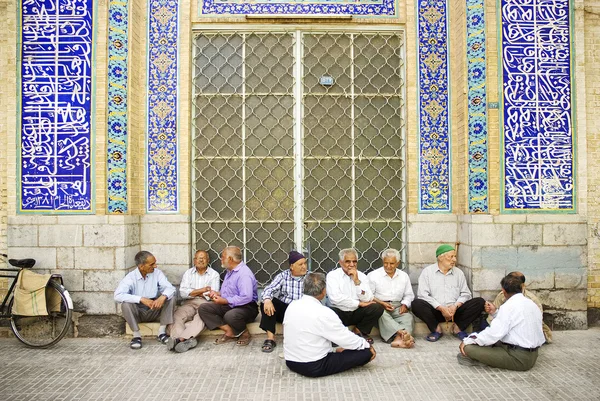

{"left": 130, "top": 337, "right": 142, "bottom": 350}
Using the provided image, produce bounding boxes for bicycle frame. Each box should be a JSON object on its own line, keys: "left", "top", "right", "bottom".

{"left": 0, "top": 267, "right": 22, "bottom": 318}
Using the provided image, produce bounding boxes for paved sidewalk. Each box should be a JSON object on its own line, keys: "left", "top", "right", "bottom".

{"left": 1, "top": 328, "right": 599, "bottom": 401}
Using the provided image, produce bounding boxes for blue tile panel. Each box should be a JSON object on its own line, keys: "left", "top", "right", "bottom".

{"left": 501, "top": 0, "right": 574, "bottom": 211}
{"left": 20, "top": 0, "right": 94, "bottom": 212}
{"left": 200, "top": 0, "right": 396, "bottom": 16}
{"left": 107, "top": 0, "right": 129, "bottom": 214}
{"left": 466, "top": 0, "right": 488, "bottom": 213}
{"left": 147, "top": 0, "right": 179, "bottom": 212}
{"left": 417, "top": 0, "right": 450, "bottom": 212}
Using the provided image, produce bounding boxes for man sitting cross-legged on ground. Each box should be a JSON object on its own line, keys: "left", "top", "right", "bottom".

{"left": 198, "top": 246, "right": 258, "bottom": 346}
{"left": 114, "top": 251, "right": 176, "bottom": 349}
{"left": 167, "top": 250, "right": 220, "bottom": 353}
{"left": 259, "top": 250, "right": 307, "bottom": 353}
{"left": 367, "top": 248, "right": 415, "bottom": 349}
{"left": 326, "top": 248, "right": 385, "bottom": 344}
{"left": 284, "top": 272, "right": 376, "bottom": 377}
{"left": 458, "top": 274, "right": 545, "bottom": 371}
{"left": 411, "top": 244, "right": 485, "bottom": 342}
{"left": 486, "top": 271, "right": 552, "bottom": 344}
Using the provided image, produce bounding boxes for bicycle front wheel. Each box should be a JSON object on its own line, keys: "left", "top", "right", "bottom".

{"left": 10, "top": 279, "right": 73, "bottom": 348}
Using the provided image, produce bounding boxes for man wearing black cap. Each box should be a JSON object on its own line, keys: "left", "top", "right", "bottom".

{"left": 411, "top": 244, "right": 485, "bottom": 342}
{"left": 259, "top": 250, "right": 308, "bottom": 353}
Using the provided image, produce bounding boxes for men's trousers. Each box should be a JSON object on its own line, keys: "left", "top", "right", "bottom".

{"left": 121, "top": 298, "right": 175, "bottom": 332}
{"left": 259, "top": 298, "right": 289, "bottom": 334}
{"left": 330, "top": 303, "right": 385, "bottom": 335}
{"left": 198, "top": 301, "right": 258, "bottom": 336}
{"left": 411, "top": 297, "right": 485, "bottom": 333}
{"left": 378, "top": 302, "right": 415, "bottom": 342}
{"left": 286, "top": 348, "right": 372, "bottom": 377}
{"left": 464, "top": 342, "right": 539, "bottom": 371}
{"left": 169, "top": 298, "right": 208, "bottom": 339}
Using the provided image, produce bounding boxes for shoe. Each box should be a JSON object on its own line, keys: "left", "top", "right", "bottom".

{"left": 174, "top": 337, "right": 198, "bottom": 353}
{"left": 456, "top": 353, "right": 482, "bottom": 367}
{"left": 157, "top": 333, "right": 169, "bottom": 344}
{"left": 130, "top": 337, "right": 142, "bottom": 350}
{"left": 167, "top": 336, "right": 176, "bottom": 351}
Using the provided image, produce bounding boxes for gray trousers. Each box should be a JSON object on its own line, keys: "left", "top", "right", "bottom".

{"left": 464, "top": 342, "right": 539, "bottom": 371}
{"left": 169, "top": 298, "right": 208, "bottom": 339}
{"left": 377, "top": 302, "right": 415, "bottom": 342}
{"left": 121, "top": 298, "right": 175, "bottom": 332}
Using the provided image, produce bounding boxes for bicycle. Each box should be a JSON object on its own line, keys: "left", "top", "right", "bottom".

{"left": 0, "top": 254, "right": 73, "bottom": 347}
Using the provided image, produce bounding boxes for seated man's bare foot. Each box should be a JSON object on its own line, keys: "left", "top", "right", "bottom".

{"left": 391, "top": 331, "right": 414, "bottom": 348}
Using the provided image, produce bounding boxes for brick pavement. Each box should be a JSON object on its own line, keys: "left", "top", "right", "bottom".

{"left": 1, "top": 328, "right": 600, "bottom": 401}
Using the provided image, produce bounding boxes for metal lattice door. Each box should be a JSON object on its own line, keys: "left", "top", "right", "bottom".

{"left": 192, "top": 29, "right": 406, "bottom": 285}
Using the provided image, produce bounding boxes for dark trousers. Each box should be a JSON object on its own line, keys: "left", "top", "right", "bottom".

{"left": 198, "top": 301, "right": 258, "bottom": 336}
{"left": 286, "top": 348, "right": 372, "bottom": 377}
{"left": 411, "top": 297, "right": 485, "bottom": 332}
{"left": 259, "top": 298, "right": 288, "bottom": 334}
{"left": 331, "top": 303, "right": 385, "bottom": 334}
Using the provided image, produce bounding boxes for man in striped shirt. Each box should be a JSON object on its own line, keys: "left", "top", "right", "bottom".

{"left": 259, "top": 251, "right": 307, "bottom": 353}
{"left": 167, "top": 250, "right": 220, "bottom": 353}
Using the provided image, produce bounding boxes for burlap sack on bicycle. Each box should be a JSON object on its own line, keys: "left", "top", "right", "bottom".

{"left": 12, "top": 269, "right": 52, "bottom": 316}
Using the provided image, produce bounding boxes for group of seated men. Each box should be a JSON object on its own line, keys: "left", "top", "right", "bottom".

{"left": 114, "top": 244, "right": 550, "bottom": 376}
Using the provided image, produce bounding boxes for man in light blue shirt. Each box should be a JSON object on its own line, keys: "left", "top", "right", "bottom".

{"left": 114, "top": 251, "right": 176, "bottom": 349}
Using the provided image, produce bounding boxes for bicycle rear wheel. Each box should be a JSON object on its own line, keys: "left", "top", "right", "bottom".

{"left": 9, "top": 279, "right": 73, "bottom": 348}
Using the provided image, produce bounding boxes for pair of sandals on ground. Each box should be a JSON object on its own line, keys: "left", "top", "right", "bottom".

{"left": 130, "top": 332, "right": 170, "bottom": 349}
{"left": 425, "top": 323, "right": 468, "bottom": 342}
{"left": 260, "top": 328, "right": 415, "bottom": 353}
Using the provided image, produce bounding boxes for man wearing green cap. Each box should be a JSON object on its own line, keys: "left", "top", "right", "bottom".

{"left": 411, "top": 244, "right": 485, "bottom": 342}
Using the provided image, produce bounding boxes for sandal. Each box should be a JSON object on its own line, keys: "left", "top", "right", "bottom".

{"left": 215, "top": 334, "right": 235, "bottom": 345}
{"left": 130, "top": 337, "right": 142, "bottom": 350}
{"left": 425, "top": 331, "right": 443, "bottom": 342}
{"left": 455, "top": 331, "right": 468, "bottom": 341}
{"left": 261, "top": 339, "right": 277, "bottom": 353}
{"left": 157, "top": 333, "right": 169, "bottom": 344}
{"left": 236, "top": 331, "right": 251, "bottom": 346}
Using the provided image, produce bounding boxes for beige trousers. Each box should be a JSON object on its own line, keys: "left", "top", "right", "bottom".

{"left": 169, "top": 298, "right": 209, "bottom": 339}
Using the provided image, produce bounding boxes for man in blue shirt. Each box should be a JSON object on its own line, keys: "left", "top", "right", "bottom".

{"left": 114, "top": 251, "right": 176, "bottom": 349}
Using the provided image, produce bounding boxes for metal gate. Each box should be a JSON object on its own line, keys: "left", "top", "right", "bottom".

{"left": 192, "top": 28, "right": 406, "bottom": 285}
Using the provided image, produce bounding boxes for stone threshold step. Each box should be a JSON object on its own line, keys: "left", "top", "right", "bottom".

{"left": 126, "top": 321, "right": 465, "bottom": 338}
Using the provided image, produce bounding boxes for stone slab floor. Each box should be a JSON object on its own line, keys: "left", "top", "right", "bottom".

{"left": 1, "top": 328, "right": 599, "bottom": 401}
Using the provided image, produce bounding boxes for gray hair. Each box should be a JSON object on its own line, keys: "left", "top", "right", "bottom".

{"left": 338, "top": 248, "right": 358, "bottom": 261}
{"left": 134, "top": 250, "right": 154, "bottom": 267}
{"left": 223, "top": 246, "right": 242, "bottom": 262}
{"left": 303, "top": 272, "right": 326, "bottom": 296}
{"left": 380, "top": 248, "right": 400, "bottom": 262}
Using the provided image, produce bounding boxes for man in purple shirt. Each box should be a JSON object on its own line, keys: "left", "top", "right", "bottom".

{"left": 198, "top": 246, "right": 258, "bottom": 346}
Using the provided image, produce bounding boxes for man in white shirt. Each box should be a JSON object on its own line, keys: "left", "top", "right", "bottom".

{"left": 458, "top": 274, "right": 545, "bottom": 370}
{"left": 486, "top": 271, "right": 552, "bottom": 344}
{"left": 326, "top": 248, "right": 385, "bottom": 344}
{"left": 411, "top": 244, "right": 485, "bottom": 342}
{"left": 367, "top": 248, "right": 415, "bottom": 348}
{"left": 114, "top": 251, "right": 176, "bottom": 349}
{"left": 167, "top": 250, "right": 220, "bottom": 353}
{"left": 284, "top": 272, "right": 376, "bottom": 377}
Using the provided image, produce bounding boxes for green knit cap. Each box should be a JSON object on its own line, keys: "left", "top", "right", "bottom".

{"left": 436, "top": 244, "right": 455, "bottom": 258}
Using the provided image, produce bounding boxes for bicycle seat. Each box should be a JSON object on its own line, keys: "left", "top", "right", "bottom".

{"left": 8, "top": 258, "right": 36, "bottom": 268}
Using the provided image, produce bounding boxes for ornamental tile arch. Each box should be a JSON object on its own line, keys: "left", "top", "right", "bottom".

{"left": 200, "top": 0, "right": 397, "bottom": 17}
{"left": 19, "top": 0, "right": 95, "bottom": 213}
{"left": 147, "top": 0, "right": 179, "bottom": 212}
{"left": 417, "top": 0, "right": 451, "bottom": 212}
{"left": 500, "top": 0, "right": 575, "bottom": 211}
{"left": 107, "top": 0, "right": 130, "bottom": 214}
